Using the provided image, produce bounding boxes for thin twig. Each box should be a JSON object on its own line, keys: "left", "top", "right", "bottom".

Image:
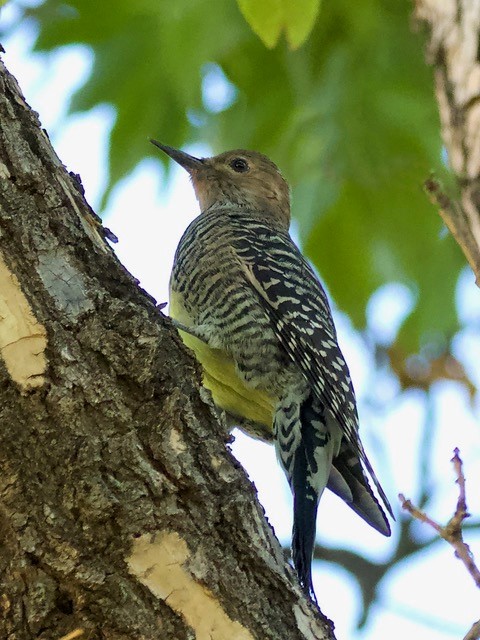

{"left": 400, "top": 448, "right": 480, "bottom": 640}
{"left": 399, "top": 448, "right": 480, "bottom": 589}
{"left": 452, "top": 446, "right": 467, "bottom": 515}
{"left": 424, "top": 177, "right": 480, "bottom": 283}
{"left": 398, "top": 494, "right": 442, "bottom": 534}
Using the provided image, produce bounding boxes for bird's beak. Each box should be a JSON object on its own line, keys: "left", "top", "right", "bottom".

{"left": 150, "top": 140, "right": 204, "bottom": 173}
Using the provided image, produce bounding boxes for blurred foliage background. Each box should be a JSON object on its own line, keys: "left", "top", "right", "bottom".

{"left": 17, "top": 0, "right": 466, "bottom": 358}
{"left": 2, "top": 0, "right": 479, "bottom": 636}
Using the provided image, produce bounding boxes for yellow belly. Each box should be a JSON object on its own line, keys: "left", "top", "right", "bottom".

{"left": 169, "top": 292, "right": 275, "bottom": 434}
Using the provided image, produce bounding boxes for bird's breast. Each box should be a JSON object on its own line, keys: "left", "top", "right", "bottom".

{"left": 169, "top": 289, "right": 276, "bottom": 436}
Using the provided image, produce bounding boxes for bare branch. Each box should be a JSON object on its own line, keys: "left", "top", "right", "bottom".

{"left": 400, "top": 448, "right": 480, "bottom": 587}
{"left": 446, "top": 449, "right": 480, "bottom": 589}
{"left": 452, "top": 446, "right": 468, "bottom": 516}
{"left": 424, "top": 176, "right": 480, "bottom": 278}
{"left": 398, "top": 494, "right": 443, "bottom": 534}
{"left": 400, "top": 448, "right": 480, "bottom": 639}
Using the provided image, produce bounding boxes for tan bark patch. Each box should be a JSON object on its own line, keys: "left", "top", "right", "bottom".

{"left": 128, "top": 531, "right": 255, "bottom": 640}
{"left": 0, "top": 252, "right": 47, "bottom": 391}
{"left": 58, "top": 630, "right": 84, "bottom": 640}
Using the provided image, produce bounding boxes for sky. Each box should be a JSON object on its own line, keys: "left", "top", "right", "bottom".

{"left": 2, "top": 7, "right": 480, "bottom": 639}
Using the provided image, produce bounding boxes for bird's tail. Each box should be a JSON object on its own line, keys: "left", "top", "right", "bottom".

{"left": 288, "top": 396, "right": 334, "bottom": 600}
{"left": 327, "top": 439, "right": 392, "bottom": 536}
{"left": 292, "top": 450, "right": 319, "bottom": 599}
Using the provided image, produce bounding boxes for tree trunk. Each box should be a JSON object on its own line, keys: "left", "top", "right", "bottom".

{"left": 415, "top": 0, "right": 480, "bottom": 283}
{"left": 0, "top": 54, "right": 335, "bottom": 639}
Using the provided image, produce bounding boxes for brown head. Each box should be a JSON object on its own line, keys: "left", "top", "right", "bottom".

{"left": 151, "top": 141, "right": 291, "bottom": 231}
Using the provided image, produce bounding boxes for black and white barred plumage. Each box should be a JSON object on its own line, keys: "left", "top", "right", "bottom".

{"left": 171, "top": 206, "right": 393, "bottom": 597}
{"left": 155, "top": 142, "right": 393, "bottom": 599}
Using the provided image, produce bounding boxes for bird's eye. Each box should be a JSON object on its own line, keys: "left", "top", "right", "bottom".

{"left": 230, "top": 157, "right": 249, "bottom": 173}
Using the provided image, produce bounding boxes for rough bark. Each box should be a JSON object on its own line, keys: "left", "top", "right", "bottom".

{"left": 0, "top": 55, "right": 335, "bottom": 639}
{"left": 414, "top": 0, "right": 480, "bottom": 282}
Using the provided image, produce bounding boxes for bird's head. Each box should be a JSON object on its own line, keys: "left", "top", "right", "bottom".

{"left": 151, "top": 141, "right": 291, "bottom": 230}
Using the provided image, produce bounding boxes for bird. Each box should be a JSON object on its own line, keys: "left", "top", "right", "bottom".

{"left": 151, "top": 140, "right": 393, "bottom": 599}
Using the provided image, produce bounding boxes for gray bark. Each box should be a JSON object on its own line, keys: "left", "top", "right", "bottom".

{"left": 0, "top": 53, "right": 335, "bottom": 639}
{"left": 415, "top": 0, "right": 480, "bottom": 283}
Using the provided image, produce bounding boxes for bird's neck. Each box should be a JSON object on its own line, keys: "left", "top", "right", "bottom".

{"left": 200, "top": 195, "right": 290, "bottom": 231}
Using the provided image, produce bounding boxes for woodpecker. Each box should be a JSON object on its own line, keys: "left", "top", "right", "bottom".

{"left": 151, "top": 140, "right": 393, "bottom": 599}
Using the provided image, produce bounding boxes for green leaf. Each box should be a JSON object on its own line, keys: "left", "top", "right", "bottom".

{"left": 237, "top": 0, "right": 320, "bottom": 49}
{"left": 284, "top": 0, "right": 322, "bottom": 49}
{"left": 237, "top": 0, "right": 283, "bottom": 48}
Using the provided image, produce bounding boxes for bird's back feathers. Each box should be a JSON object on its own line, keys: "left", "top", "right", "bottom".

{"left": 228, "top": 211, "right": 393, "bottom": 523}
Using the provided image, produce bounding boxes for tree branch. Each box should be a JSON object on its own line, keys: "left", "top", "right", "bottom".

{"left": 400, "top": 448, "right": 480, "bottom": 640}
{"left": 400, "top": 448, "right": 480, "bottom": 588}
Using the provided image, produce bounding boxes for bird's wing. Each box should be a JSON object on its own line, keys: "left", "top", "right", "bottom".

{"left": 231, "top": 225, "right": 393, "bottom": 518}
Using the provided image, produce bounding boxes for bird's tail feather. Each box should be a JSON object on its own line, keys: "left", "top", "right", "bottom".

{"left": 290, "top": 396, "right": 334, "bottom": 600}
{"left": 327, "top": 441, "right": 392, "bottom": 536}
{"left": 291, "top": 441, "right": 319, "bottom": 600}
